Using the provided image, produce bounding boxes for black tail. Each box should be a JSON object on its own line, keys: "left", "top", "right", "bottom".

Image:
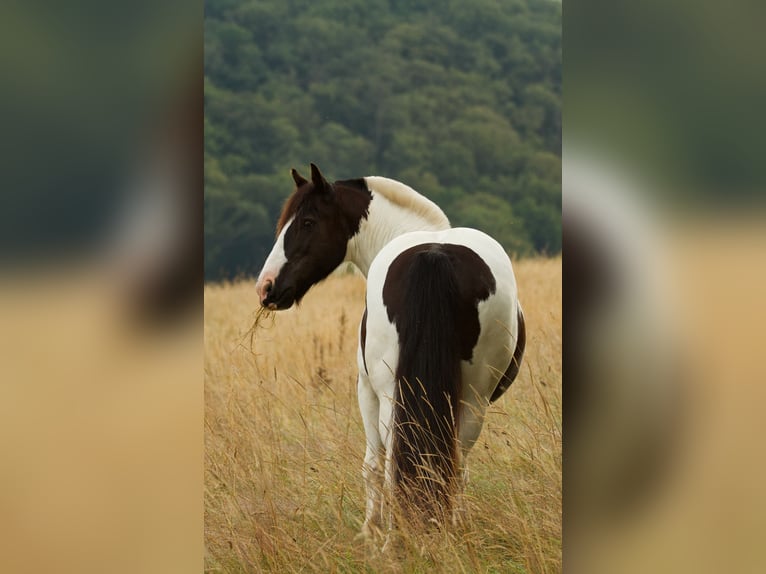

{"left": 391, "top": 247, "right": 462, "bottom": 522}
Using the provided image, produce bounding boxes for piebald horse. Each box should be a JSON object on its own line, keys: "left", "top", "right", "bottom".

{"left": 255, "top": 164, "right": 525, "bottom": 539}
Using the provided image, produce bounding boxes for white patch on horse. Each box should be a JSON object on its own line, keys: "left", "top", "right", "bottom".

{"left": 256, "top": 216, "right": 292, "bottom": 302}
{"left": 344, "top": 178, "right": 450, "bottom": 276}
{"left": 364, "top": 176, "right": 450, "bottom": 230}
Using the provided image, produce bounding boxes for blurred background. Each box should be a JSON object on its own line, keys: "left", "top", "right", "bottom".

{"left": 565, "top": 0, "right": 766, "bottom": 571}
{"left": 0, "top": 1, "right": 202, "bottom": 573}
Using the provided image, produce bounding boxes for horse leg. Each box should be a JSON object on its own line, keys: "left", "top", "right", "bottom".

{"left": 377, "top": 394, "right": 399, "bottom": 553}
{"left": 357, "top": 371, "right": 384, "bottom": 541}
{"left": 454, "top": 396, "right": 487, "bottom": 527}
{"left": 458, "top": 404, "right": 485, "bottom": 480}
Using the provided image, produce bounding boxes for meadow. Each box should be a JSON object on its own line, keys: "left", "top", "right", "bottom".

{"left": 204, "top": 257, "right": 561, "bottom": 573}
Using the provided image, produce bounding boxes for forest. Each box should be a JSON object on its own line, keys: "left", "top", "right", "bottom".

{"left": 205, "top": 0, "right": 561, "bottom": 280}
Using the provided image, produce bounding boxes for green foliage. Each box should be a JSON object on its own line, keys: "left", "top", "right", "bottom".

{"left": 205, "top": 0, "right": 561, "bottom": 281}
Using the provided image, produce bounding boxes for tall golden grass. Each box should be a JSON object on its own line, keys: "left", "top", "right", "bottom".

{"left": 205, "top": 257, "right": 561, "bottom": 573}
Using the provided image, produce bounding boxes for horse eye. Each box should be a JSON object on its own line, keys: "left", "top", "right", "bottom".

{"left": 302, "top": 218, "right": 315, "bottom": 229}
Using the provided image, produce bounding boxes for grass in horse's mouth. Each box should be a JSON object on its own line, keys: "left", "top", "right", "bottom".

{"left": 247, "top": 306, "right": 275, "bottom": 351}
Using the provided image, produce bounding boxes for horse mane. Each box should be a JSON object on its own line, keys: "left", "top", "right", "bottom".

{"left": 276, "top": 174, "right": 450, "bottom": 237}
{"left": 364, "top": 176, "right": 450, "bottom": 230}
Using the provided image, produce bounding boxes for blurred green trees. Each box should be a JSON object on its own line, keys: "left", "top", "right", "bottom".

{"left": 205, "top": 0, "right": 561, "bottom": 280}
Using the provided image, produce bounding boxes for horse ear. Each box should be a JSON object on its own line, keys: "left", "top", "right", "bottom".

{"left": 291, "top": 168, "right": 308, "bottom": 187}
{"left": 310, "top": 163, "right": 331, "bottom": 193}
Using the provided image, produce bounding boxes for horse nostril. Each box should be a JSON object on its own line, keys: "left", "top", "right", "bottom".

{"left": 264, "top": 280, "right": 273, "bottom": 294}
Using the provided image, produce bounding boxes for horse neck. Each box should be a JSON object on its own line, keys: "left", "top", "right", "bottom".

{"left": 345, "top": 192, "right": 450, "bottom": 277}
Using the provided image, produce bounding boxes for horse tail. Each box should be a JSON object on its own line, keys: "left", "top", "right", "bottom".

{"left": 391, "top": 246, "right": 462, "bottom": 522}
{"left": 490, "top": 304, "right": 526, "bottom": 403}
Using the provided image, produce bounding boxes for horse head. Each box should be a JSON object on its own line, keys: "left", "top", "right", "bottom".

{"left": 256, "top": 163, "right": 368, "bottom": 309}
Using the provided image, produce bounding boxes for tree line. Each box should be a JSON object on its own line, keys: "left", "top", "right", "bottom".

{"left": 205, "top": 0, "right": 561, "bottom": 280}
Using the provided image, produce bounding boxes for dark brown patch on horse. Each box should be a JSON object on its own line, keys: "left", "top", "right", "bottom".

{"left": 383, "top": 243, "right": 496, "bottom": 363}
{"left": 276, "top": 168, "right": 371, "bottom": 237}
{"left": 489, "top": 306, "right": 526, "bottom": 403}
{"left": 360, "top": 306, "right": 368, "bottom": 374}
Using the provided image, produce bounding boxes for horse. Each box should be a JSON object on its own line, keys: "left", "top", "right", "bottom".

{"left": 255, "top": 163, "right": 526, "bottom": 540}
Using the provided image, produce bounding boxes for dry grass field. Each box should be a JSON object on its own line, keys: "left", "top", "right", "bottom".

{"left": 205, "top": 257, "right": 561, "bottom": 573}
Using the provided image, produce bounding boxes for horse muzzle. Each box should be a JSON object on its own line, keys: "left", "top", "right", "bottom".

{"left": 256, "top": 276, "right": 275, "bottom": 307}
{"left": 259, "top": 281, "right": 296, "bottom": 310}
